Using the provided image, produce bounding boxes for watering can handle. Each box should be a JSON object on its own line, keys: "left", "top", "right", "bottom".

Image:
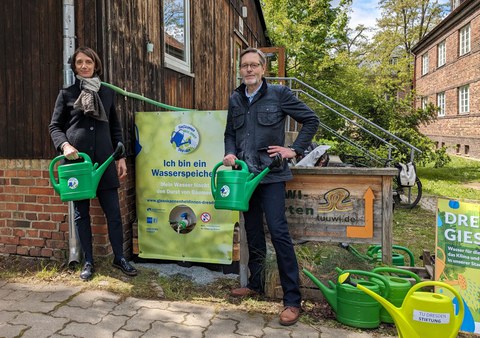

{"left": 48, "top": 153, "right": 92, "bottom": 192}
{"left": 369, "top": 244, "right": 416, "bottom": 267}
{"left": 336, "top": 268, "right": 391, "bottom": 299}
{"left": 392, "top": 245, "right": 415, "bottom": 267}
{"left": 50, "top": 153, "right": 90, "bottom": 164}
{"left": 210, "top": 159, "right": 249, "bottom": 195}
{"left": 113, "top": 142, "right": 125, "bottom": 160}
{"left": 372, "top": 267, "right": 422, "bottom": 283}
{"left": 406, "top": 281, "right": 465, "bottom": 324}
{"left": 211, "top": 160, "right": 249, "bottom": 178}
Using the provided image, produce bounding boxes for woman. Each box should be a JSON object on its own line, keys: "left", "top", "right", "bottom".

{"left": 49, "top": 46, "right": 137, "bottom": 280}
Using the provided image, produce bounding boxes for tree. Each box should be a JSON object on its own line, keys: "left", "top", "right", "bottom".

{"left": 371, "top": 0, "right": 448, "bottom": 93}
{"left": 261, "top": 0, "right": 450, "bottom": 165}
{"left": 262, "top": 0, "right": 351, "bottom": 77}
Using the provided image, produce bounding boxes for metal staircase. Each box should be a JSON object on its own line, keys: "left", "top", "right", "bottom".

{"left": 267, "top": 77, "right": 422, "bottom": 166}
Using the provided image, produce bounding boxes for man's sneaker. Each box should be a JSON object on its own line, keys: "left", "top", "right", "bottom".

{"left": 112, "top": 258, "right": 138, "bottom": 276}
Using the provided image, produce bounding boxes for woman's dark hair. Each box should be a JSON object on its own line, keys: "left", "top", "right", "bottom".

{"left": 70, "top": 46, "right": 103, "bottom": 76}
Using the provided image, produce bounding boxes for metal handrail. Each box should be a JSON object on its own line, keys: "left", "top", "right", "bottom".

{"left": 267, "top": 77, "right": 422, "bottom": 164}
{"left": 294, "top": 89, "right": 398, "bottom": 152}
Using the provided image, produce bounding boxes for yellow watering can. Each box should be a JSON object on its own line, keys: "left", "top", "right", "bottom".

{"left": 338, "top": 272, "right": 464, "bottom": 338}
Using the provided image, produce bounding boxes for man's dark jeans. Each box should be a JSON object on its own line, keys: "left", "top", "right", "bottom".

{"left": 243, "top": 181, "right": 301, "bottom": 307}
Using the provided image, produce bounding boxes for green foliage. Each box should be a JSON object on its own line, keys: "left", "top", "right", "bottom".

{"left": 431, "top": 147, "right": 451, "bottom": 168}
{"left": 262, "top": 0, "right": 452, "bottom": 166}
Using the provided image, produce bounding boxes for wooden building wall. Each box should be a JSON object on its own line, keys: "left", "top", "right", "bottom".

{"left": 0, "top": 0, "right": 268, "bottom": 159}
{"left": 0, "top": 0, "right": 63, "bottom": 159}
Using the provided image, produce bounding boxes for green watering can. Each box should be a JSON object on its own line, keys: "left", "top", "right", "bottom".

{"left": 371, "top": 267, "right": 422, "bottom": 323}
{"left": 334, "top": 266, "right": 422, "bottom": 324}
{"left": 303, "top": 268, "right": 390, "bottom": 329}
{"left": 339, "top": 272, "right": 464, "bottom": 338}
{"left": 368, "top": 244, "right": 415, "bottom": 266}
{"left": 49, "top": 142, "right": 125, "bottom": 202}
{"left": 210, "top": 154, "right": 282, "bottom": 211}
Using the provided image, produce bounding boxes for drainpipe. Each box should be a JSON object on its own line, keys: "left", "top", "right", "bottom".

{"left": 63, "top": 0, "right": 81, "bottom": 267}
{"left": 63, "top": 0, "right": 75, "bottom": 87}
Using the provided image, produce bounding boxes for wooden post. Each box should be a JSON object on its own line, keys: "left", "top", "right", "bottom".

{"left": 381, "top": 174, "right": 393, "bottom": 264}
{"left": 239, "top": 214, "right": 249, "bottom": 287}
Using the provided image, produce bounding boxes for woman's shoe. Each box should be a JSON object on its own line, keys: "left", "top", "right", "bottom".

{"left": 80, "top": 262, "right": 94, "bottom": 281}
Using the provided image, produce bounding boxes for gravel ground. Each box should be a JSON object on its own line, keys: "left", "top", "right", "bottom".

{"left": 137, "top": 262, "right": 239, "bottom": 285}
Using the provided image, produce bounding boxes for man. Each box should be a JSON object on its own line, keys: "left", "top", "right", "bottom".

{"left": 223, "top": 48, "right": 319, "bottom": 325}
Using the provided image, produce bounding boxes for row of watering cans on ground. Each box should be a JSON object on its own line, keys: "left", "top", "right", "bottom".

{"left": 209, "top": 156, "right": 466, "bottom": 338}
{"left": 303, "top": 266, "right": 464, "bottom": 338}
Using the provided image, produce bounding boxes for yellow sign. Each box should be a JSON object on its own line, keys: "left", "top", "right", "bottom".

{"left": 135, "top": 111, "right": 238, "bottom": 264}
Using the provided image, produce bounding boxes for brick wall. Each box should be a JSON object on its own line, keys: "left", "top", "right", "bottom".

{"left": 414, "top": 8, "right": 480, "bottom": 159}
{"left": 0, "top": 158, "right": 136, "bottom": 261}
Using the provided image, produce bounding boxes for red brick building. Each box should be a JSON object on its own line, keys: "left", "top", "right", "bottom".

{"left": 412, "top": 0, "right": 480, "bottom": 159}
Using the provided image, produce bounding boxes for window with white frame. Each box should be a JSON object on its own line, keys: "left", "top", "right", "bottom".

{"left": 458, "top": 85, "right": 469, "bottom": 114}
{"left": 459, "top": 24, "right": 470, "bottom": 56}
{"left": 437, "top": 92, "right": 445, "bottom": 117}
{"left": 422, "top": 53, "right": 429, "bottom": 75}
{"left": 437, "top": 40, "right": 446, "bottom": 67}
{"left": 164, "top": 0, "right": 191, "bottom": 74}
{"left": 421, "top": 96, "right": 428, "bottom": 110}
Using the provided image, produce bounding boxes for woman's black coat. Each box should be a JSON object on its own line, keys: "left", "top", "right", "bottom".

{"left": 49, "top": 79, "right": 124, "bottom": 190}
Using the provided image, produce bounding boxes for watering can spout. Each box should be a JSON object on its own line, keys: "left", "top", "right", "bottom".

{"left": 303, "top": 268, "right": 337, "bottom": 312}
{"left": 244, "top": 153, "right": 283, "bottom": 201}
{"left": 92, "top": 142, "right": 125, "bottom": 188}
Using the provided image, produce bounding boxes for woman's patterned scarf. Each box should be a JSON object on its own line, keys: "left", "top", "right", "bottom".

{"left": 74, "top": 76, "right": 108, "bottom": 122}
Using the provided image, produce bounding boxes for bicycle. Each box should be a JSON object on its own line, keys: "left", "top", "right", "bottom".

{"left": 339, "top": 154, "right": 423, "bottom": 209}
{"left": 392, "top": 166, "right": 422, "bottom": 209}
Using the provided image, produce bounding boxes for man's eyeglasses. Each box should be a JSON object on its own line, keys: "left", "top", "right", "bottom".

{"left": 240, "top": 63, "right": 262, "bottom": 70}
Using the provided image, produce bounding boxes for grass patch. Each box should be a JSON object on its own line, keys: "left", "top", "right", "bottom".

{"left": 0, "top": 209, "right": 440, "bottom": 304}
{"left": 417, "top": 155, "right": 480, "bottom": 200}
{"left": 0, "top": 205, "right": 473, "bottom": 336}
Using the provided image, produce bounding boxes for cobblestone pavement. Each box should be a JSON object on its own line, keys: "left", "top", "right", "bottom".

{"left": 0, "top": 280, "right": 397, "bottom": 338}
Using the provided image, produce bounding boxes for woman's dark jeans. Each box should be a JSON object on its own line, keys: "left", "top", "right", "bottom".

{"left": 243, "top": 181, "right": 301, "bottom": 307}
{"left": 74, "top": 188, "right": 124, "bottom": 264}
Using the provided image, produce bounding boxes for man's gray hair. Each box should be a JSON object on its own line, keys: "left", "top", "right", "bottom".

{"left": 240, "top": 48, "right": 266, "bottom": 65}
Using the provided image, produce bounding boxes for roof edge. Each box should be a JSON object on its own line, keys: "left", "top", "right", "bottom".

{"left": 411, "top": 0, "right": 480, "bottom": 54}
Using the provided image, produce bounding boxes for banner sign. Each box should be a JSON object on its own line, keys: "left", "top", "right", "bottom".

{"left": 135, "top": 111, "right": 238, "bottom": 264}
{"left": 436, "top": 198, "right": 480, "bottom": 334}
